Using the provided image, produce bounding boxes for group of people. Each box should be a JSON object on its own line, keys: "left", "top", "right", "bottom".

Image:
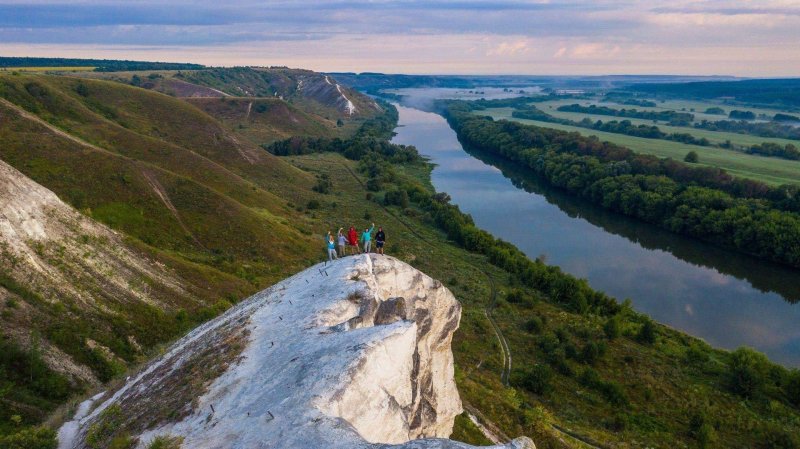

{"left": 326, "top": 223, "right": 386, "bottom": 261}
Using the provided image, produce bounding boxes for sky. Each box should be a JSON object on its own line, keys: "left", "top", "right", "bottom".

{"left": 0, "top": 0, "right": 799, "bottom": 76}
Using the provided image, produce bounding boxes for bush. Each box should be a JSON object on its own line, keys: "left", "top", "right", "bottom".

{"left": 689, "top": 411, "right": 716, "bottom": 449}
{"left": 0, "top": 427, "right": 57, "bottom": 449}
{"left": 637, "top": 319, "right": 657, "bottom": 345}
{"left": 512, "top": 364, "right": 553, "bottom": 395}
{"left": 306, "top": 200, "right": 321, "bottom": 210}
{"left": 579, "top": 368, "right": 628, "bottom": 406}
{"left": 147, "top": 435, "right": 184, "bottom": 449}
{"left": 603, "top": 315, "right": 622, "bottom": 339}
{"left": 312, "top": 175, "right": 332, "bottom": 194}
{"left": 727, "top": 347, "right": 770, "bottom": 398}
{"left": 505, "top": 289, "right": 535, "bottom": 308}
{"left": 758, "top": 424, "right": 798, "bottom": 449}
{"left": 786, "top": 370, "right": 800, "bottom": 406}
{"left": 523, "top": 317, "right": 543, "bottom": 333}
{"left": 684, "top": 151, "right": 699, "bottom": 163}
{"left": 86, "top": 404, "right": 124, "bottom": 449}
{"left": 580, "top": 341, "right": 607, "bottom": 365}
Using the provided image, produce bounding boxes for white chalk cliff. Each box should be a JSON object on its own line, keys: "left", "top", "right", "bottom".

{"left": 60, "top": 255, "right": 533, "bottom": 448}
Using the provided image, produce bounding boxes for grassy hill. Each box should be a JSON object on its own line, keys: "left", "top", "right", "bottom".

{"left": 1, "top": 69, "right": 798, "bottom": 449}
{"left": 0, "top": 72, "right": 360, "bottom": 440}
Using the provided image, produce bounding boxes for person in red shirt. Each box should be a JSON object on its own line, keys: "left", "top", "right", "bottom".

{"left": 347, "top": 226, "right": 360, "bottom": 255}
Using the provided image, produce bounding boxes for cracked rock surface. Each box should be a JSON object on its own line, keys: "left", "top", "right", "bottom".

{"left": 62, "top": 254, "right": 532, "bottom": 449}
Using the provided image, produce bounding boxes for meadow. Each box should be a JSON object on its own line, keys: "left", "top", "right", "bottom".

{"left": 483, "top": 107, "right": 800, "bottom": 186}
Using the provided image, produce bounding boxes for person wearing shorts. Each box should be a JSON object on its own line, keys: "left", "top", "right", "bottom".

{"left": 375, "top": 227, "right": 386, "bottom": 254}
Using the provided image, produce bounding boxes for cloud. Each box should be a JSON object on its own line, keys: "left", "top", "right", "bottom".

{"left": 0, "top": 1, "right": 797, "bottom": 75}
{"left": 487, "top": 40, "right": 530, "bottom": 57}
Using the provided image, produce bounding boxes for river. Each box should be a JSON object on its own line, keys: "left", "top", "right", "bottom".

{"left": 390, "top": 98, "right": 800, "bottom": 367}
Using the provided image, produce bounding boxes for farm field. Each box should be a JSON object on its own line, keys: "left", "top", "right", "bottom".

{"left": 482, "top": 107, "right": 800, "bottom": 186}
{"left": 533, "top": 100, "right": 800, "bottom": 148}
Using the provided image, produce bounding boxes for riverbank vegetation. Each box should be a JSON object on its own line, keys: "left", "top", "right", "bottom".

{"left": 2, "top": 70, "right": 800, "bottom": 448}
{"left": 444, "top": 102, "right": 800, "bottom": 269}
{"left": 265, "top": 107, "right": 800, "bottom": 448}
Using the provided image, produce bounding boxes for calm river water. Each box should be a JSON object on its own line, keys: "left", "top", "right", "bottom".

{"left": 390, "top": 99, "right": 800, "bottom": 367}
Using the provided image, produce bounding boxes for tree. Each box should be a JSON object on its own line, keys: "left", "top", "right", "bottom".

{"left": 684, "top": 151, "right": 699, "bottom": 163}
{"left": 637, "top": 319, "right": 657, "bottom": 344}
{"left": 727, "top": 347, "right": 770, "bottom": 398}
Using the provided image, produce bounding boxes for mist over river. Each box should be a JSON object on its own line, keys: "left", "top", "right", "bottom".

{"left": 390, "top": 93, "right": 800, "bottom": 367}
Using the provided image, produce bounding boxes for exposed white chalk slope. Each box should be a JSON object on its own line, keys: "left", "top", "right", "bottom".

{"left": 61, "top": 255, "right": 533, "bottom": 449}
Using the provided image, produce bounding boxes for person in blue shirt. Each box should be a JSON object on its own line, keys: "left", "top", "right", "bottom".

{"left": 325, "top": 231, "right": 338, "bottom": 261}
{"left": 360, "top": 223, "right": 375, "bottom": 253}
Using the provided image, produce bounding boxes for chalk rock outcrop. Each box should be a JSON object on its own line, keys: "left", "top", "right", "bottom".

{"left": 60, "top": 255, "right": 533, "bottom": 449}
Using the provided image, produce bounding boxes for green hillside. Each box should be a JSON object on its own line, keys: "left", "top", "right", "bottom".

{"left": 1, "top": 70, "right": 798, "bottom": 449}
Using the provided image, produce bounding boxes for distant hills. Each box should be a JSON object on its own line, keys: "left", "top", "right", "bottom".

{"left": 623, "top": 78, "right": 800, "bottom": 108}
{"left": 0, "top": 56, "right": 205, "bottom": 72}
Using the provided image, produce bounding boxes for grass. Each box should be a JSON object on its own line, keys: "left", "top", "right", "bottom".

{"left": 536, "top": 99, "right": 800, "bottom": 148}
{"left": 278, "top": 152, "right": 800, "bottom": 448}
{"left": 483, "top": 107, "right": 800, "bottom": 186}
{"left": 1, "top": 71, "right": 798, "bottom": 448}
{"left": 0, "top": 66, "right": 96, "bottom": 72}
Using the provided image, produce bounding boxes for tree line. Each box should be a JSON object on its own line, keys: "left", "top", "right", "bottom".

{"left": 444, "top": 104, "right": 800, "bottom": 268}
{"left": 557, "top": 103, "right": 694, "bottom": 125}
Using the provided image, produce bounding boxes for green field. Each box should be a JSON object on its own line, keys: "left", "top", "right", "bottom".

{"left": 535, "top": 99, "right": 800, "bottom": 148}
{"left": 0, "top": 66, "right": 96, "bottom": 72}
{"left": 483, "top": 107, "right": 800, "bottom": 186}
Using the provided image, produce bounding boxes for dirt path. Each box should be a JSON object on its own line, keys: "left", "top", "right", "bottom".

{"left": 463, "top": 403, "right": 511, "bottom": 445}
{"left": 140, "top": 170, "right": 205, "bottom": 249}
{"left": 1, "top": 98, "right": 123, "bottom": 160}
{"left": 2, "top": 98, "right": 209, "bottom": 250}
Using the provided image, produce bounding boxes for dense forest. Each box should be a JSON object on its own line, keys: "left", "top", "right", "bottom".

{"left": 624, "top": 78, "right": 800, "bottom": 108}
{"left": 444, "top": 102, "right": 800, "bottom": 269}
{"left": 557, "top": 104, "right": 694, "bottom": 125}
{"left": 0, "top": 57, "right": 204, "bottom": 72}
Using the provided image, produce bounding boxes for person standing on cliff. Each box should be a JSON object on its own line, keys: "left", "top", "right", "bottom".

{"left": 347, "top": 226, "right": 360, "bottom": 255}
{"left": 375, "top": 227, "right": 386, "bottom": 255}
{"left": 337, "top": 228, "right": 347, "bottom": 257}
{"left": 326, "top": 231, "right": 338, "bottom": 261}
{"left": 361, "top": 223, "right": 375, "bottom": 253}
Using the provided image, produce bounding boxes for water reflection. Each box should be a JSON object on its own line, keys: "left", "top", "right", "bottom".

{"left": 391, "top": 102, "right": 800, "bottom": 367}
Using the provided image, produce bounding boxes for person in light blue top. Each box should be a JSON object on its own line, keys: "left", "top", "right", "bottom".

{"left": 325, "top": 231, "right": 338, "bottom": 261}
{"left": 360, "top": 223, "right": 375, "bottom": 253}
{"left": 337, "top": 228, "right": 347, "bottom": 257}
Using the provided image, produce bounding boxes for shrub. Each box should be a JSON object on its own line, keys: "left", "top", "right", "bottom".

{"left": 306, "top": 200, "right": 321, "bottom": 210}
{"left": 603, "top": 315, "right": 622, "bottom": 339}
{"left": 684, "top": 151, "right": 699, "bottom": 163}
{"left": 786, "top": 369, "right": 800, "bottom": 406}
{"left": 505, "top": 289, "right": 535, "bottom": 308}
{"left": 523, "top": 317, "right": 543, "bottom": 333}
{"left": 384, "top": 190, "right": 410, "bottom": 208}
{"left": 689, "top": 412, "right": 716, "bottom": 449}
{"left": 512, "top": 364, "right": 553, "bottom": 395}
{"left": 579, "top": 368, "right": 628, "bottom": 406}
{"left": 758, "top": 424, "right": 798, "bottom": 449}
{"left": 86, "top": 405, "right": 124, "bottom": 449}
{"left": 637, "top": 319, "right": 657, "bottom": 345}
{"left": 0, "top": 427, "right": 57, "bottom": 449}
{"left": 147, "top": 435, "right": 184, "bottom": 449}
{"left": 312, "top": 175, "right": 332, "bottom": 194}
{"left": 727, "top": 347, "right": 770, "bottom": 398}
{"left": 580, "top": 341, "right": 607, "bottom": 365}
